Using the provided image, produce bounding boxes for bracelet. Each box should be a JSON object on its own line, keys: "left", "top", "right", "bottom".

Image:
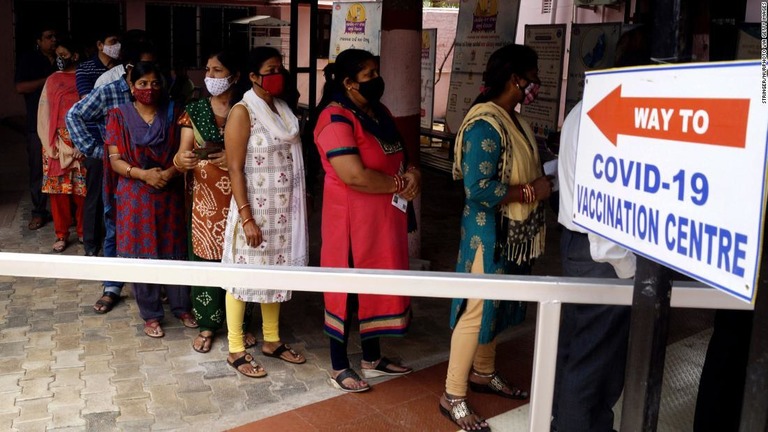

{"left": 238, "top": 203, "right": 251, "bottom": 212}
{"left": 393, "top": 175, "right": 406, "bottom": 194}
{"left": 126, "top": 166, "right": 133, "bottom": 179}
{"left": 241, "top": 217, "right": 255, "bottom": 227}
{"left": 108, "top": 153, "right": 121, "bottom": 159}
{"left": 521, "top": 183, "right": 536, "bottom": 204}
{"left": 172, "top": 154, "right": 184, "bottom": 171}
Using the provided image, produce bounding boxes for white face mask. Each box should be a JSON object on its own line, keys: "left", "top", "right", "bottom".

{"left": 205, "top": 76, "right": 233, "bottom": 96}
{"left": 102, "top": 42, "right": 121, "bottom": 60}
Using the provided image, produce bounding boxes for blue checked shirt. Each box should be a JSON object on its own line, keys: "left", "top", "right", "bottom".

{"left": 66, "top": 77, "right": 130, "bottom": 159}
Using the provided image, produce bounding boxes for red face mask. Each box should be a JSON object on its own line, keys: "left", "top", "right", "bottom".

{"left": 133, "top": 87, "right": 161, "bottom": 105}
{"left": 258, "top": 72, "right": 285, "bottom": 97}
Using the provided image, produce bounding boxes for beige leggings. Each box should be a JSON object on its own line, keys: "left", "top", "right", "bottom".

{"left": 225, "top": 293, "right": 281, "bottom": 353}
{"left": 445, "top": 246, "right": 497, "bottom": 397}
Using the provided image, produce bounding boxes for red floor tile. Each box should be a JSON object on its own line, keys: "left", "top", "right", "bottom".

{"left": 293, "top": 393, "right": 372, "bottom": 429}
{"left": 228, "top": 411, "right": 317, "bottom": 431}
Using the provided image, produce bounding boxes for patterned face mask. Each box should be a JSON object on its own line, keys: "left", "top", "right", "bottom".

{"left": 204, "top": 76, "right": 233, "bottom": 96}
{"left": 102, "top": 42, "right": 121, "bottom": 60}
{"left": 56, "top": 56, "right": 72, "bottom": 71}
{"left": 133, "top": 87, "right": 161, "bottom": 105}
{"left": 522, "top": 82, "right": 540, "bottom": 105}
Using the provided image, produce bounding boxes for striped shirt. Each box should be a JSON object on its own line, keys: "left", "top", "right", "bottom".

{"left": 75, "top": 55, "right": 109, "bottom": 98}
{"left": 65, "top": 78, "right": 130, "bottom": 159}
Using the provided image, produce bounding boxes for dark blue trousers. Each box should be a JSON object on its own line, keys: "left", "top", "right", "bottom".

{"left": 552, "top": 228, "right": 631, "bottom": 432}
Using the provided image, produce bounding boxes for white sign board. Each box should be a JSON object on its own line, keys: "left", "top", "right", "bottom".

{"left": 573, "top": 61, "right": 768, "bottom": 303}
{"left": 329, "top": 2, "right": 382, "bottom": 62}
{"left": 565, "top": 23, "right": 622, "bottom": 117}
{"left": 444, "top": 0, "right": 521, "bottom": 133}
{"left": 421, "top": 29, "right": 437, "bottom": 129}
{"left": 521, "top": 24, "right": 567, "bottom": 139}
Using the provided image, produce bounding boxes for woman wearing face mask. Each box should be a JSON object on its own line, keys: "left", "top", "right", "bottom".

{"left": 220, "top": 46, "right": 308, "bottom": 378}
{"left": 439, "top": 44, "right": 552, "bottom": 432}
{"left": 313, "top": 48, "right": 420, "bottom": 393}
{"left": 104, "top": 61, "right": 195, "bottom": 338}
{"left": 37, "top": 37, "right": 86, "bottom": 252}
{"left": 173, "top": 50, "right": 257, "bottom": 354}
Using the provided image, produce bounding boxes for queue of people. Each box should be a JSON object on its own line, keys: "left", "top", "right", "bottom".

{"left": 15, "top": 22, "right": 743, "bottom": 432}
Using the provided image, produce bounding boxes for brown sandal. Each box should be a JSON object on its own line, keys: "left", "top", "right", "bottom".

{"left": 192, "top": 332, "right": 213, "bottom": 353}
{"left": 143, "top": 320, "right": 164, "bottom": 338}
{"left": 227, "top": 353, "right": 267, "bottom": 378}
{"left": 179, "top": 312, "right": 199, "bottom": 329}
{"left": 262, "top": 343, "right": 306, "bottom": 364}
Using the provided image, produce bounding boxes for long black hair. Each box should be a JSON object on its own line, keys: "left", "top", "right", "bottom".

{"left": 472, "top": 44, "right": 538, "bottom": 106}
{"left": 317, "top": 48, "right": 377, "bottom": 112}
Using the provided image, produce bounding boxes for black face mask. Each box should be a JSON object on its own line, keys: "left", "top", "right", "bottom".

{"left": 356, "top": 76, "right": 385, "bottom": 103}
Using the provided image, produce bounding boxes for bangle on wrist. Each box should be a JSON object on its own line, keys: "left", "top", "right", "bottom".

{"left": 238, "top": 203, "right": 251, "bottom": 212}
{"left": 241, "top": 217, "right": 255, "bottom": 227}
{"left": 126, "top": 166, "right": 133, "bottom": 179}
{"left": 172, "top": 154, "right": 184, "bottom": 171}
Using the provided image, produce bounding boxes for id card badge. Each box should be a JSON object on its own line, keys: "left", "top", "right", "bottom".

{"left": 391, "top": 194, "right": 408, "bottom": 213}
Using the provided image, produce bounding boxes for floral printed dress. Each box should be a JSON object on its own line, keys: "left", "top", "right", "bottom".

{"left": 451, "top": 119, "right": 528, "bottom": 343}
{"left": 220, "top": 90, "right": 308, "bottom": 303}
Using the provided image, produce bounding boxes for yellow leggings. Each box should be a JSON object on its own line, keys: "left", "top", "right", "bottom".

{"left": 445, "top": 246, "right": 497, "bottom": 397}
{"left": 225, "top": 293, "right": 281, "bottom": 353}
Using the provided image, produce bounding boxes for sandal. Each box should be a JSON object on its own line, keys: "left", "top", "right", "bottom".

{"left": 93, "top": 292, "right": 120, "bottom": 314}
{"left": 361, "top": 357, "right": 413, "bottom": 378}
{"left": 179, "top": 312, "right": 199, "bottom": 328}
{"left": 243, "top": 332, "right": 257, "bottom": 349}
{"left": 192, "top": 331, "right": 213, "bottom": 353}
{"left": 28, "top": 215, "right": 49, "bottom": 231}
{"left": 143, "top": 320, "right": 164, "bottom": 338}
{"left": 439, "top": 394, "right": 491, "bottom": 432}
{"left": 469, "top": 370, "right": 529, "bottom": 400}
{"left": 227, "top": 353, "right": 267, "bottom": 378}
{"left": 262, "top": 343, "right": 306, "bottom": 364}
{"left": 330, "top": 368, "right": 370, "bottom": 393}
{"left": 52, "top": 237, "right": 68, "bottom": 253}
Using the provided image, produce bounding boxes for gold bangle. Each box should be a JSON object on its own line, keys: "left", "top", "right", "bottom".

{"left": 238, "top": 203, "right": 251, "bottom": 212}
{"left": 172, "top": 154, "right": 183, "bottom": 171}
{"left": 241, "top": 217, "right": 255, "bottom": 227}
{"left": 126, "top": 166, "right": 133, "bottom": 178}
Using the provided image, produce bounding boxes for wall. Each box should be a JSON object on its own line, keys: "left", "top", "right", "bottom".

{"left": 1, "top": 1, "right": 25, "bottom": 119}
{"left": 423, "top": 7, "right": 459, "bottom": 121}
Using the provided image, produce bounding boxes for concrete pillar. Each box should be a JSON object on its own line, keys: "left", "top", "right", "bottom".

{"left": 380, "top": 0, "right": 423, "bottom": 260}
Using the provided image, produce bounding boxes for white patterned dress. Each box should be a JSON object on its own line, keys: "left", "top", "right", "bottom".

{"left": 221, "top": 90, "right": 308, "bottom": 302}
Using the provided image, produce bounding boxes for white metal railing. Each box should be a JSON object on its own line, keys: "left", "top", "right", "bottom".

{"left": 0, "top": 252, "right": 753, "bottom": 431}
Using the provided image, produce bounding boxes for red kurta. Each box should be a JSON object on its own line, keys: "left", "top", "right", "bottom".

{"left": 104, "top": 104, "right": 187, "bottom": 260}
{"left": 314, "top": 104, "right": 410, "bottom": 341}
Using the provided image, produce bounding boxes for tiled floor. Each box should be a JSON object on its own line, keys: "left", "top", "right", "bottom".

{"left": 0, "top": 118, "right": 719, "bottom": 431}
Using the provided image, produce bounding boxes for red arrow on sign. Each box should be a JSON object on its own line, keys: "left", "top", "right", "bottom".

{"left": 586, "top": 85, "right": 750, "bottom": 148}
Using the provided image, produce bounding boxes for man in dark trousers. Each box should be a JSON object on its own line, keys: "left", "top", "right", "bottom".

{"left": 14, "top": 24, "right": 58, "bottom": 231}
{"left": 551, "top": 26, "right": 650, "bottom": 432}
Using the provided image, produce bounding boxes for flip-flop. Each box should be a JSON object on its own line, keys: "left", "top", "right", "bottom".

{"left": 227, "top": 353, "right": 267, "bottom": 378}
{"left": 93, "top": 292, "right": 120, "bottom": 314}
{"left": 361, "top": 357, "right": 413, "bottom": 378}
{"left": 330, "top": 368, "right": 370, "bottom": 393}
{"left": 178, "top": 312, "right": 199, "bottom": 328}
{"left": 143, "top": 320, "right": 164, "bottom": 338}
{"left": 262, "top": 343, "right": 306, "bottom": 364}
{"left": 243, "top": 332, "right": 257, "bottom": 349}
{"left": 192, "top": 332, "right": 213, "bottom": 353}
